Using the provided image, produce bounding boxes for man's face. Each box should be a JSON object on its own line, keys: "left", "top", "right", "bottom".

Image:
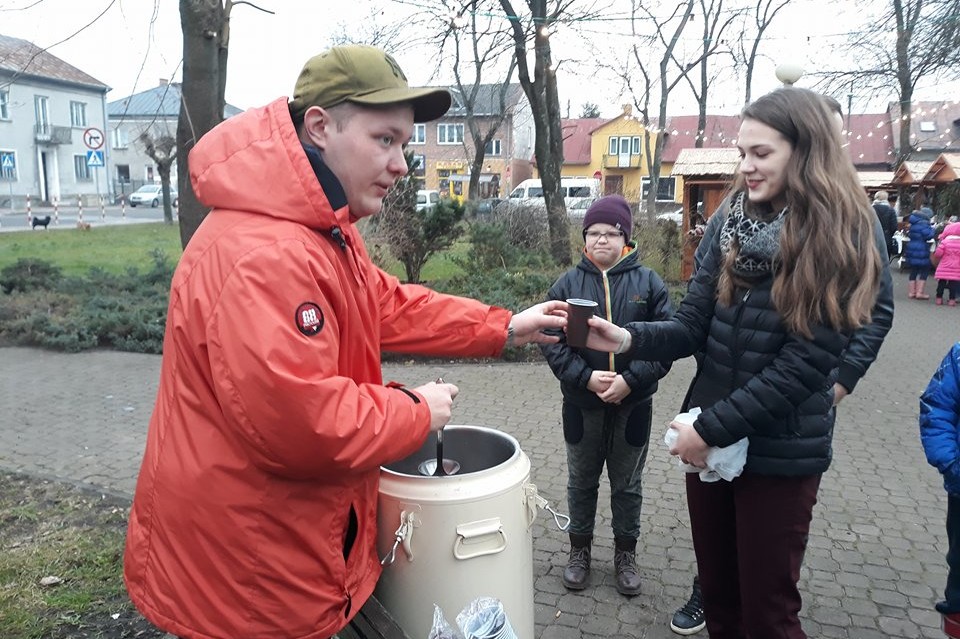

{"left": 308, "top": 103, "right": 414, "bottom": 218}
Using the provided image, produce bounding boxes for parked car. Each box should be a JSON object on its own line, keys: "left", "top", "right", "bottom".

{"left": 129, "top": 184, "right": 178, "bottom": 208}
{"left": 655, "top": 209, "right": 683, "bottom": 226}
{"left": 472, "top": 197, "right": 503, "bottom": 218}
{"left": 416, "top": 189, "right": 441, "bottom": 212}
{"left": 567, "top": 198, "right": 595, "bottom": 220}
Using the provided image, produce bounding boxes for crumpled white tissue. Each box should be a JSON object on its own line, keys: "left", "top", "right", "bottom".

{"left": 663, "top": 408, "right": 748, "bottom": 482}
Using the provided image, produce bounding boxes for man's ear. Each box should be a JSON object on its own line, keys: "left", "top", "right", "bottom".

{"left": 301, "top": 106, "right": 332, "bottom": 150}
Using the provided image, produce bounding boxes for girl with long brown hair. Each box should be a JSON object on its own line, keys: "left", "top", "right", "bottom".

{"left": 584, "top": 86, "right": 894, "bottom": 637}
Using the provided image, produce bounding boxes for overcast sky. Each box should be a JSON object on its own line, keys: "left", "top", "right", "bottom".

{"left": 0, "top": 0, "right": 947, "bottom": 118}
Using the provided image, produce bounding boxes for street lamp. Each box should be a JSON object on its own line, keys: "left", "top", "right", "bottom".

{"left": 775, "top": 63, "right": 805, "bottom": 86}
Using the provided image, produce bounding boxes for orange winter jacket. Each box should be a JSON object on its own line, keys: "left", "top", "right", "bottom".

{"left": 123, "top": 98, "right": 511, "bottom": 639}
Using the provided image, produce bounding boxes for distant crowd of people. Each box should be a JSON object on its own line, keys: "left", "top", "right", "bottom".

{"left": 872, "top": 191, "right": 960, "bottom": 306}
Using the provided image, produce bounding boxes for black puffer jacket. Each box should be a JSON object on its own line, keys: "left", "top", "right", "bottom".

{"left": 626, "top": 215, "right": 893, "bottom": 476}
{"left": 541, "top": 249, "right": 673, "bottom": 409}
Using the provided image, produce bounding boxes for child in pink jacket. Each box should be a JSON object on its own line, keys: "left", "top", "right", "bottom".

{"left": 933, "top": 220, "right": 960, "bottom": 306}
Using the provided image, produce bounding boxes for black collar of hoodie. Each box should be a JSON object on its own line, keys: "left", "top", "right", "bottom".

{"left": 302, "top": 143, "right": 347, "bottom": 212}
{"left": 302, "top": 143, "right": 348, "bottom": 249}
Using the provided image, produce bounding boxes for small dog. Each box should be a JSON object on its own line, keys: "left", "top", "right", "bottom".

{"left": 76, "top": 221, "right": 92, "bottom": 231}
{"left": 31, "top": 215, "right": 51, "bottom": 229}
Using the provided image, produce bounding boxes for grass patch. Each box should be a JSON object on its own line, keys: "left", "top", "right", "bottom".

{"left": 0, "top": 224, "right": 182, "bottom": 277}
{"left": 0, "top": 472, "right": 163, "bottom": 639}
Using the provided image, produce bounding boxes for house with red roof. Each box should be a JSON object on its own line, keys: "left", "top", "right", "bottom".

{"left": 0, "top": 34, "right": 110, "bottom": 207}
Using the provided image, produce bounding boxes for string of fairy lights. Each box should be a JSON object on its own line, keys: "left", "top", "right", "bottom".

{"left": 609, "top": 100, "right": 960, "bottom": 160}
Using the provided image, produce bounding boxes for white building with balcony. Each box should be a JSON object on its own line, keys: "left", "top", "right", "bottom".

{"left": 0, "top": 34, "right": 110, "bottom": 208}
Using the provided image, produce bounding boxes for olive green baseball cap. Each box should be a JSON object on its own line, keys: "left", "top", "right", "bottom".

{"left": 290, "top": 45, "right": 451, "bottom": 123}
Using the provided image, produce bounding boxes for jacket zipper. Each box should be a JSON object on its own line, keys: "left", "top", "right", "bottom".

{"left": 601, "top": 269, "right": 615, "bottom": 370}
{"left": 729, "top": 288, "right": 751, "bottom": 394}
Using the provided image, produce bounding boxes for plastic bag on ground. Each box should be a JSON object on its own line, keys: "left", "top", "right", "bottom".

{"left": 663, "top": 407, "right": 748, "bottom": 482}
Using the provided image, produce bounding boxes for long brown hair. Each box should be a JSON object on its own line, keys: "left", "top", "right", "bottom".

{"left": 718, "top": 87, "right": 881, "bottom": 338}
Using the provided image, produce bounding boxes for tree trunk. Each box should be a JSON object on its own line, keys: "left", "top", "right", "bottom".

{"left": 501, "top": 0, "right": 570, "bottom": 265}
{"left": 177, "top": 0, "right": 227, "bottom": 248}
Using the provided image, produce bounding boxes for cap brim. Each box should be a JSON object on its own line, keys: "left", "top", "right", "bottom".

{"left": 350, "top": 87, "right": 452, "bottom": 122}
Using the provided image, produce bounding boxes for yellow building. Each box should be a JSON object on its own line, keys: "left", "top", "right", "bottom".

{"left": 541, "top": 106, "right": 660, "bottom": 203}
{"left": 589, "top": 106, "right": 658, "bottom": 201}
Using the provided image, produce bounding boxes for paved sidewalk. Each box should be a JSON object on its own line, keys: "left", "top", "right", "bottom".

{"left": 1, "top": 270, "right": 957, "bottom": 638}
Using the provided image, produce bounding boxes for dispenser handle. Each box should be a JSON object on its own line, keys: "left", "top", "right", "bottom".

{"left": 380, "top": 509, "right": 417, "bottom": 566}
{"left": 524, "top": 483, "right": 570, "bottom": 531}
{"left": 453, "top": 518, "right": 507, "bottom": 560}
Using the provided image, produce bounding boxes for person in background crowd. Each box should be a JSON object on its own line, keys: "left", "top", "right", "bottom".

{"left": 872, "top": 191, "right": 899, "bottom": 260}
{"left": 932, "top": 218, "right": 960, "bottom": 306}
{"left": 584, "top": 86, "right": 892, "bottom": 638}
{"left": 123, "top": 44, "right": 567, "bottom": 639}
{"left": 904, "top": 206, "right": 936, "bottom": 300}
{"left": 540, "top": 195, "right": 673, "bottom": 597}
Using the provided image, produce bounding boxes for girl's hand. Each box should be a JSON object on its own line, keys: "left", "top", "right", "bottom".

{"left": 585, "top": 316, "right": 631, "bottom": 353}
{"left": 667, "top": 420, "right": 709, "bottom": 468}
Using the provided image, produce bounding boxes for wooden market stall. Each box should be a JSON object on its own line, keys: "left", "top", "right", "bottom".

{"left": 891, "top": 160, "right": 935, "bottom": 212}
{"left": 671, "top": 148, "right": 739, "bottom": 280}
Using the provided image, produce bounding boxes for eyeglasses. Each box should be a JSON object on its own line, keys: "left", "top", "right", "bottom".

{"left": 585, "top": 230, "right": 624, "bottom": 242}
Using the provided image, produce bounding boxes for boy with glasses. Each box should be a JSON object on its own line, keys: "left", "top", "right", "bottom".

{"left": 540, "top": 195, "right": 673, "bottom": 596}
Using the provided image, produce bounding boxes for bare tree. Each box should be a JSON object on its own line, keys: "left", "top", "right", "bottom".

{"left": 498, "top": 0, "right": 572, "bottom": 265}
{"left": 442, "top": 1, "right": 519, "bottom": 201}
{"left": 676, "top": 0, "right": 739, "bottom": 148}
{"left": 139, "top": 132, "right": 178, "bottom": 224}
{"left": 733, "top": 0, "right": 791, "bottom": 105}
{"left": 622, "top": 0, "right": 698, "bottom": 220}
{"left": 817, "top": 0, "right": 960, "bottom": 164}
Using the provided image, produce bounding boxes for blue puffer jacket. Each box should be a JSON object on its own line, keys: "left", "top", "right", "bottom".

{"left": 920, "top": 342, "right": 960, "bottom": 496}
{"left": 904, "top": 209, "right": 935, "bottom": 268}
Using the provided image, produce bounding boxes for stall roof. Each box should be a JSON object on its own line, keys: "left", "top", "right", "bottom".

{"left": 922, "top": 153, "right": 960, "bottom": 183}
{"left": 857, "top": 171, "right": 896, "bottom": 188}
{"left": 892, "top": 160, "right": 934, "bottom": 185}
{"left": 671, "top": 148, "right": 740, "bottom": 176}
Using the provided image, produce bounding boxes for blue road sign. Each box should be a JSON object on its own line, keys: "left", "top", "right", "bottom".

{"left": 86, "top": 150, "right": 104, "bottom": 167}
{"left": 0, "top": 152, "right": 14, "bottom": 170}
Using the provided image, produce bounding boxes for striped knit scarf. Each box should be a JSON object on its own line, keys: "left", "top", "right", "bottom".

{"left": 719, "top": 191, "right": 788, "bottom": 276}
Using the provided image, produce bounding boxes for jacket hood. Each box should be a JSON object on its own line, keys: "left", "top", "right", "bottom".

{"left": 942, "top": 222, "right": 960, "bottom": 239}
{"left": 188, "top": 98, "right": 350, "bottom": 230}
{"left": 910, "top": 211, "right": 932, "bottom": 224}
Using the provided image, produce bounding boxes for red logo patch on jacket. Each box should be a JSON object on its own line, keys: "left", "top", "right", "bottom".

{"left": 295, "top": 302, "right": 324, "bottom": 336}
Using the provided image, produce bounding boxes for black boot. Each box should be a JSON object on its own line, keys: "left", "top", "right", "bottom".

{"left": 614, "top": 536, "right": 642, "bottom": 596}
{"left": 670, "top": 575, "right": 706, "bottom": 635}
{"left": 562, "top": 533, "right": 592, "bottom": 590}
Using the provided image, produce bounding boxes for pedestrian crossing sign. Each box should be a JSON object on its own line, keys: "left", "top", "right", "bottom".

{"left": 86, "top": 150, "right": 104, "bottom": 167}
{"left": 0, "top": 153, "right": 13, "bottom": 170}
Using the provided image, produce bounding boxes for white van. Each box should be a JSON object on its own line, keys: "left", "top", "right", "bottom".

{"left": 508, "top": 177, "right": 599, "bottom": 208}
{"left": 415, "top": 189, "right": 441, "bottom": 211}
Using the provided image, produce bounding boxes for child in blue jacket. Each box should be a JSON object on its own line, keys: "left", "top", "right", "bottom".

{"left": 920, "top": 341, "right": 960, "bottom": 630}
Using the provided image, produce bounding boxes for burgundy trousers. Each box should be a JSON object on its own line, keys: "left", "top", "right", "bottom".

{"left": 685, "top": 471, "right": 822, "bottom": 639}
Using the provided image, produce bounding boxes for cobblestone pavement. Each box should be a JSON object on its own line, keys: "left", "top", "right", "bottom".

{"left": 1, "top": 270, "right": 958, "bottom": 638}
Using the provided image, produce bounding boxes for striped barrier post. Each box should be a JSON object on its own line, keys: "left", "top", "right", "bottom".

{"left": 100, "top": 195, "right": 105, "bottom": 221}
{"left": 54, "top": 198, "right": 59, "bottom": 225}
{"left": 26, "top": 194, "right": 31, "bottom": 225}
{"left": 121, "top": 197, "right": 126, "bottom": 220}
{"left": 78, "top": 194, "right": 83, "bottom": 225}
